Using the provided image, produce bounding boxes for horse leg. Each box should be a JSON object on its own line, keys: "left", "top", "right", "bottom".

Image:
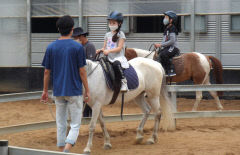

{"left": 192, "top": 75, "right": 205, "bottom": 111}
{"left": 203, "top": 77, "right": 224, "bottom": 110}
{"left": 145, "top": 97, "right": 161, "bottom": 144}
{"left": 192, "top": 91, "right": 203, "bottom": 111}
{"left": 135, "top": 93, "right": 151, "bottom": 144}
{"left": 98, "top": 110, "right": 112, "bottom": 149}
{"left": 83, "top": 103, "right": 101, "bottom": 153}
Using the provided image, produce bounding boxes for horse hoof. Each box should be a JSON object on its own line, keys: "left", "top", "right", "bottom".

{"left": 146, "top": 138, "right": 155, "bottom": 145}
{"left": 104, "top": 143, "right": 112, "bottom": 150}
{"left": 135, "top": 136, "right": 144, "bottom": 144}
{"left": 83, "top": 147, "right": 91, "bottom": 154}
{"left": 218, "top": 106, "right": 224, "bottom": 111}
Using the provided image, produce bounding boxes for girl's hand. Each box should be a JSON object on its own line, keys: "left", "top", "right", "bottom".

{"left": 103, "top": 50, "right": 110, "bottom": 55}
{"left": 96, "top": 48, "right": 104, "bottom": 54}
{"left": 96, "top": 49, "right": 101, "bottom": 54}
{"left": 154, "top": 43, "right": 161, "bottom": 48}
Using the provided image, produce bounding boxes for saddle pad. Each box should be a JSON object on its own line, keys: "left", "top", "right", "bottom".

{"left": 173, "top": 55, "right": 184, "bottom": 75}
{"left": 102, "top": 65, "right": 139, "bottom": 91}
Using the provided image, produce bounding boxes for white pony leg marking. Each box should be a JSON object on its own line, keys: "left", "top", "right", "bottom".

{"left": 135, "top": 93, "right": 151, "bottom": 144}
{"left": 203, "top": 77, "right": 224, "bottom": 111}
{"left": 146, "top": 97, "right": 161, "bottom": 144}
{"left": 192, "top": 91, "right": 202, "bottom": 111}
{"left": 98, "top": 110, "right": 112, "bottom": 149}
{"left": 84, "top": 103, "right": 101, "bottom": 153}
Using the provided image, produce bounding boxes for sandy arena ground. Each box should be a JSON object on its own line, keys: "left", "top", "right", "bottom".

{"left": 0, "top": 98, "right": 240, "bottom": 155}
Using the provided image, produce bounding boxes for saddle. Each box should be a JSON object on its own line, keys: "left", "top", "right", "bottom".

{"left": 156, "top": 48, "right": 184, "bottom": 76}
{"left": 99, "top": 57, "right": 139, "bottom": 104}
{"left": 171, "top": 54, "right": 184, "bottom": 75}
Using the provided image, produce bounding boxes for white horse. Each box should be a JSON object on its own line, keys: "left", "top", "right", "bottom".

{"left": 83, "top": 57, "right": 176, "bottom": 153}
{"left": 125, "top": 48, "right": 224, "bottom": 111}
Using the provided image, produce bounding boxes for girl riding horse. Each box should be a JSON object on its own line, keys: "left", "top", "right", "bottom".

{"left": 96, "top": 11, "right": 129, "bottom": 92}
{"left": 154, "top": 11, "right": 180, "bottom": 77}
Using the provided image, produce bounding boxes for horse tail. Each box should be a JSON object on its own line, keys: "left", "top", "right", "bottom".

{"left": 208, "top": 56, "right": 224, "bottom": 96}
{"left": 159, "top": 66, "right": 176, "bottom": 131}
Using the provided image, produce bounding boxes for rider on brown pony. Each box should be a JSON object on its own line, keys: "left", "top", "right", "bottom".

{"left": 154, "top": 11, "right": 180, "bottom": 77}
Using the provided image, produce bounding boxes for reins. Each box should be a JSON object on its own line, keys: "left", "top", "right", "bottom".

{"left": 87, "top": 62, "right": 100, "bottom": 77}
{"left": 144, "top": 43, "right": 157, "bottom": 58}
{"left": 87, "top": 52, "right": 104, "bottom": 77}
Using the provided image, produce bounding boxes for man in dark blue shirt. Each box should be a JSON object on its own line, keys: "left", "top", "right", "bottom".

{"left": 41, "top": 15, "right": 90, "bottom": 153}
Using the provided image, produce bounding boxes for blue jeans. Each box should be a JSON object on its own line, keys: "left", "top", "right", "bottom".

{"left": 55, "top": 96, "right": 83, "bottom": 147}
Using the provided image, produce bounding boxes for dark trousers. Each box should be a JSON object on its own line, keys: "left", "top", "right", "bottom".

{"left": 112, "top": 61, "right": 125, "bottom": 80}
{"left": 159, "top": 47, "right": 179, "bottom": 71}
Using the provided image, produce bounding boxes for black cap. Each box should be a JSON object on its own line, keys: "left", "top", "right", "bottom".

{"left": 72, "top": 27, "right": 89, "bottom": 37}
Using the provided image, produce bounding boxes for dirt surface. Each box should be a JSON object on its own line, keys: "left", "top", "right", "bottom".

{"left": 1, "top": 98, "right": 240, "bottom": 155}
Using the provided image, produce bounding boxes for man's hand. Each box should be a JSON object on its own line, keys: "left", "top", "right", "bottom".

{"left": 154, "top": 43, "right": 161, "bottom": 48}
{"left": 41, "top": 91, "right": 49, "bottom": 103}
{"left": 84, "top": 91, "right": 90, "bottom": 103}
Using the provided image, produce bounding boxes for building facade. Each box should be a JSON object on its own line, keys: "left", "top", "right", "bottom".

{"left": 0, "top": 0, "right": 240, "bottom": 92}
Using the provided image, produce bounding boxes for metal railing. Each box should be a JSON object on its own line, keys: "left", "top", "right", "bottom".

{"left": 1, "top": 85, "right": 240, "bottom": 154}
{"left": 1, "top": 111, "right": 240, "bottom": 135}
{"left": 167, "top": 84, "right": 240, "bottom": 112}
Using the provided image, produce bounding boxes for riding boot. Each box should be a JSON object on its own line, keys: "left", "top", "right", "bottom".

{"left": 116, "top": 64, "right": 128, "bottom": 92}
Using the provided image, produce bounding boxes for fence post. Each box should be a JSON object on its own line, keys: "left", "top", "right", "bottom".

{"left": 191, "top": 0, "right": 195, "bottom": 52}
{"left": 170, "top": 92, "right": 177, "bottom": 112}
{"left": 0, "top": 140, "right": 8, "bottom": 155}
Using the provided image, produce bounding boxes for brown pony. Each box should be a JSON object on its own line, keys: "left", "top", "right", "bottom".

{"left": 125, "top": 48, "right": 224, "bottom": 111}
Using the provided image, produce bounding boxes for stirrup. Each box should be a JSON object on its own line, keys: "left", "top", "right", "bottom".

{"left": 120, "top": 79, "right": 128, "bottom": 92}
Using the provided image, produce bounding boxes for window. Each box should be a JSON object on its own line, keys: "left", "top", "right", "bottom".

{"left": 31, "top": 17, "right": 79, "bottom": 33}
{"left": 230, "top": 15, "right": 240, "bottom": 33}
{"left": 183, "top": 15, "right": 207, "bottom": 33}
{"left": 133, "top": 16, "right": 181, "bottom": 33}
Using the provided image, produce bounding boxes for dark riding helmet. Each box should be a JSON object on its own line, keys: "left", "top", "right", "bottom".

{"left": 164, "top": 11, "right": 177, "bottom": 23}
{"left": 107, "top": 11, "right": 123, "bottom": 23}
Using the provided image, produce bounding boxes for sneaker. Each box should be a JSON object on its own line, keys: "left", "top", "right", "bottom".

{"left": 120, "top": 78, "right": 128, "bottom": 92}
{"left": 168, "top": 69, "right": 176, "bottom": 77}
